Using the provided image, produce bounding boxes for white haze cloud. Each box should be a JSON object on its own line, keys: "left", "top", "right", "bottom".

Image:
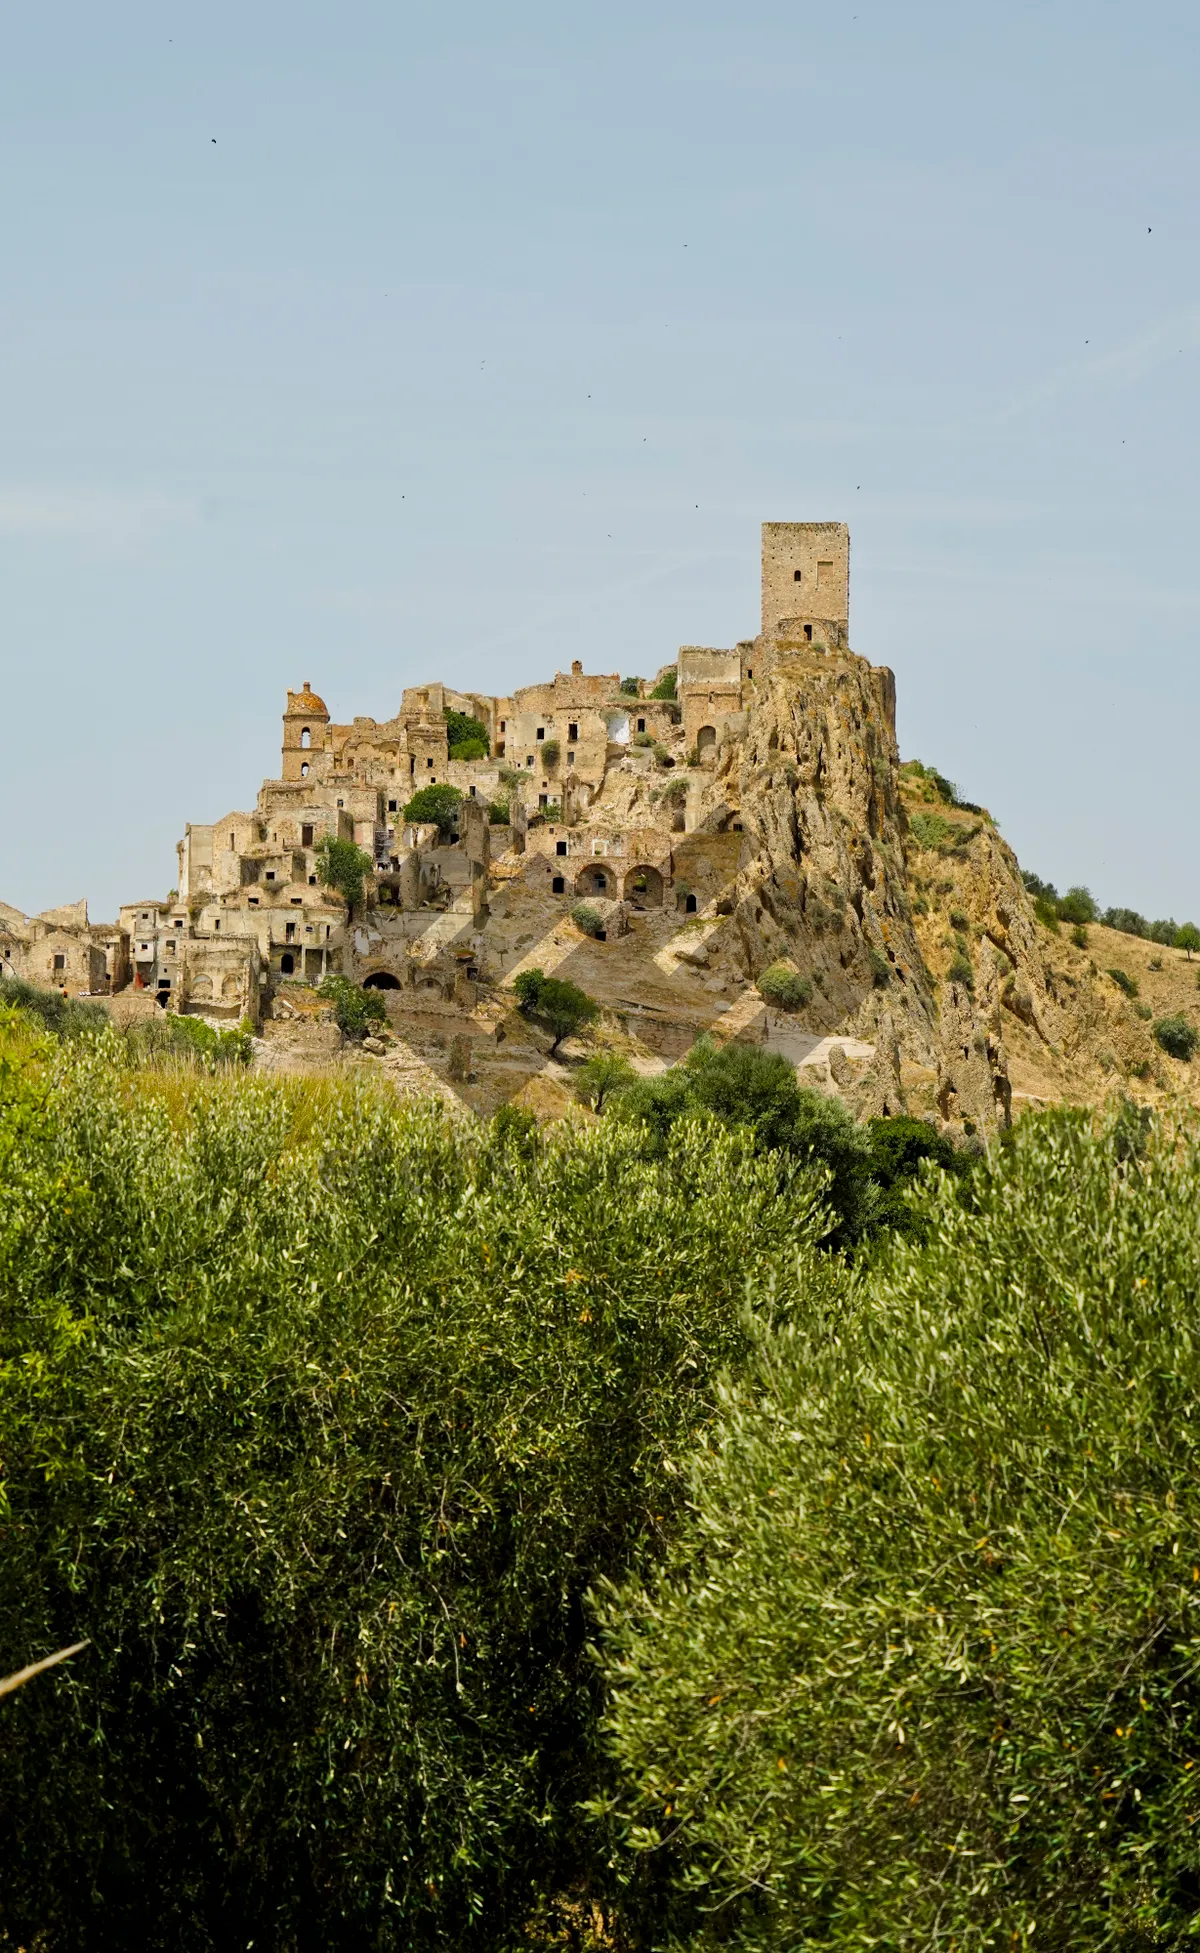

{"left": 0, "top": 486, "right": 197, "bottom": 554}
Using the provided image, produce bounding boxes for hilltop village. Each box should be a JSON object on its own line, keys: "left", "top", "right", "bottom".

{"left": 7, "top": 519, "right": 1199, "bottom": 1137}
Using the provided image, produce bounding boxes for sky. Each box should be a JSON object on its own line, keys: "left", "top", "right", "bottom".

{"left": 2, "top": 0, "right": 1199, "bottom": 922}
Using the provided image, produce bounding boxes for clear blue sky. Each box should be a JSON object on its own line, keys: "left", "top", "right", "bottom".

{"left": 3, "top": 1, "right": 1198, "bottom": 922}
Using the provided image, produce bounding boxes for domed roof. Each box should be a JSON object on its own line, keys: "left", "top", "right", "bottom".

{"left": 287, "top": 680, "right": 329, "bottom": 717}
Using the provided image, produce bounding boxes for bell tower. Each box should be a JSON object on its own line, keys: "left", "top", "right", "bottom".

{"left": 761, "top": 522, "right": 850, "bottom": 646}
{"left": 282, "top": 681, "right": 330, "bottom": 782}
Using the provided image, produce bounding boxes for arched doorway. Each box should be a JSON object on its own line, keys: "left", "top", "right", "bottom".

{"left": 624, "top": 864, "right": 664, "bottom": 908}
{"left": 280, "top": 952, "right": 295, "bottom": 975}
{"left": 574, "top": 863, "right": 612, "bottom": 898}
{"left": 363, "top": 970, "right": 402, "bottom": 990}
{"left": 696, "top": 725, "right": 717, "bottom": 759}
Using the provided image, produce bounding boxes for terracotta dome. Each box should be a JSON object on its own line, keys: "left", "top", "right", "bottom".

{"left": 288, "top": 681, "right": 329, "bottom": 717}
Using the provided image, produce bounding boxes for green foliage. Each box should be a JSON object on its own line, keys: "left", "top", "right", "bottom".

{"left": 571, "top": 903, "right": 605, "bottom": 938}
{"left": 1154, "top": 1012, "right": 1199, "bottom": 1061}
{"left": 488, "top": 1101, "right": 538, "bottom": 1155}
{"left": 611, "top": 1039, "right": 876, "bottom": 1249}
{"left": 1107, "top": 965, "right": 1139, "bottom": 998}
{"left": 0, "top": 1031, "right": 823, "bottom": 1949}
{"left": 1176, "top": 923, "right": 1200, "bottom": 959}
{"left": 444, "top": 708, "right": 490, "bottom": 761}
{"left": 317, "top": 972, "right": 388, "bottom": 1038}
{"left": 649, "top": 669, "right": 676, "bottom": 700}
{"left": 755, "top": 964, "right": 812, "bottom": 1011}
{"left": 632, "top": 731, "right": 653, "bottom": 748}
{"left": 402, "top": 783, "right": 463, "bottom": 839}
{"left": 573, "top": 1052, "right": 637, "bottom": 1113}
{"left": 907, "top": 810, "right": 953, "bottom": 851}
{"left": 596, "top": 1105, "right": 1200, "bottom": 1949}
{"left": 1134, "top": 999, "right": 1153, "bottom": 1020}
{"left": 314, "top": 834, "right": 373, "bottom": 916}
{"left": 619, "top": 676, "right": 641, "bottom": 697}
{"left": 488, "top": 798, "right": 511, "bottom": 824}
{"left": 127, "top": 1011, "right": 253, "bottom": 1070}
{"left": 651, "top": 743, "right": 672, "bottom": 768}
{"left": 948, "top": 907, "right": 968, "bottom": 929}
{"left": 512, "top": 969, "right": 599, "bottom": 1053}
{"left": 0, "top": 976, "right": 107, "bottom": 1038}
{"left": 946, "top": 950, "right": 974, "bottom": 988}
{"left": 866, "top": 1114, "right": 968, "bottom": 1237}
{"left": 1058, "top": 884, "right": 1098, "bottom": 925}
{"left": 1070, "top": 921, "right": 1089, "bottom": 948}
{"left": 540, "top": 737, "right": 560, "bottom": 766}
{"left": 868, "top": 946, "right": 891, "bottom": 987}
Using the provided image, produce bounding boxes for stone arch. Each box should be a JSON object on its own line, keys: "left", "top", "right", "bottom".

{"left": 221, "top": 973, "right": 241, "bottom": 999}
{"left": 676, "top": 891, "right": 698, "bottom": 914}
{"left": 300, "top": 726, "right": 311, "bottom": 748}
{"left": 190, "top": 974, "right": 213, "bottom": 999}
{"left": 574, "top": 863, "right": 613, "bottom": 899}
{"left": 363, "top": 969, "right": 402, "bottom": 990}
{"left": 301, "top": 762, "right": 309, "bottom": 777}
{"left": 696, "top": 725, "right": 717, "bottom": 759}
{"left": 280, "top": 952, "right": 295, "bottom": 975}
{"left": 624, "top": 864, "right": 664, "bottom": 908}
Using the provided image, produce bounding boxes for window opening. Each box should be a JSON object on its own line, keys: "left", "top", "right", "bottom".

{"left": 552, "top": 875, "right": 565, "bottom": 894}
{"left": 556, "top": 840, "right": 567, "bottom": 856}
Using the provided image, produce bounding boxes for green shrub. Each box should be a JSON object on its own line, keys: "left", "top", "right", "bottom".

{"left": 866, "top": 1114, "right": 969, "bottom": 1237}
{"left": 868, "top": 947, "right": 891, "bottom": 987}
{"left": 317, "top": 973, "right": 388, "bottom": 1038}
{"left": 540, "top": 738, "right": 560, "bottom": 767}
{"left": 1149, "top": 955, "right": 1164, "bottom": 971}
{"left": 948, "top": 907, "right": 968, "bottom": 929}
{"left": 610, "top": 1039, "right": 876, "bottom": 1250}
{"left": 651, "top": 743, "right": 672, "bottom": 768}
{"left": 573, "top": 1052, "right": 637, "bottom": 1112}
{"left": 632, "top": 731, "right": 652, "bottom": 748}
{"left": 1108, "top": 966, "right": 1139, "bottom": 998}
{"left": 1070, "top": 922, "right": 1089, "bottom": 948}
{"left": 1154, "top": 1012, "right": 1198, "bottom": 1061}
{"left": 1176, "top": 923, "right": 1200, "bottom": 959}
{"left": 0, "top": 976, "right": 107, "bottom": 1038}
{"left": 1134, "top": 999, "right": 1153, "bottom": 1020}
{"left": 596, "top": 1105, "right": 1200, "bottom": 1949}
{"left": 619, "top": 676, "right": 641, "bottom": 697}
{"left": 512, "top": 969, "right": 598, "bottom": 1054}
{"left": 1034, "top": 893, "right": 1060, "bottom": 931}
{"left": 907, "top": 810, "right": 952, "bottom": 851}
{"left": 488, "top": 798, "right": 511, "bottom": 824}
{"left": 649, "top": 669, "right": 677, "bottom": 700}
{"left": 1058, "top": 884, "right": 1098, "bottom": 925}
{"left": 444, "top": 707, "right": 490, "bottom": 761}
{"left": 127, "top": 1011, "right": 253, "bottom": 1070}
{"left": 0, "top": 1032, "right": 823, "bottom": 1950}
{"left": 755, "top": 964, "right": 812, "bottom": 1010}
{"left": 314, "top": 834, "right": 374, "bottom": 917}
{"left": 402, "top": 783, "right": 463, "bottom": 839}
{"left": 947, "top": 951, "right": 973, "bottom": 989}
{"left": 571, "top": 903, "right": 605, "bottom": 938}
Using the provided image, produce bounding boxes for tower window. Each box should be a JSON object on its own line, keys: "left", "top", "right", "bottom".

{"left": 427, "top": 757, "right": 434, "bottom": 768}
{"left": 637, "top": 718, "right": 645, "bottom": 733}
{"left": 387, "top": 800, "right": 397, "bottom": 813}
{"left": 536, "top": 727, "right": 545, "bottom": 741}
{"left": 556, "top": 840, "right": 567, "bottom": 856}
{"left": 793, "top": 569, "right": 802, "bottom": 582}
{"left": 300, "top": 727, "right": 311, "bottom": 748}
{"left": 301, "top": 763, "right": 309, "bottom": 777}
{"left": 301, "top": 824, "right": 314, "bottom": 846}
{"left": 804, "top": 625, "right": 813, "bottom": 642}
{"left": 568, "top": 723, "right": 578, "bottom": 741}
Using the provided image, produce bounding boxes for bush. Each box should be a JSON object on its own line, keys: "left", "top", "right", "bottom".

{"left": 314, "top": 834, "right": 374, "bottom": 917}
{"left": 651, "top": 743, "right": 672, "bottom": 768}
{"left": 611, "top": 1039, "right": 876, "bottom": 1250}
{"left": 755, "top": 964, "right": 812, "bottom": 1011}
{"left": 946, "top": 951, "right": 974, "bottom": 989}
{"left": 1135, "top": 1000, "right": 1153, "bottom": 1020}
{"left": 0, "top": 1030, "right": 824, "bottom": 1949}
{"left": 127, "top": 1012, "right": 253, "bottom": 1070}
{"left": 649, "top": 670, "right": 677, "bottom": 700}
{"left": 866, "top": 1114, "right": 969, "bottom": 1236}
{"left": 488, "top": 798, "right": 511, "bottom": 824}
{"left": 1057, "top": 883, "right": 1098, "bottom": 925}
{"left": 1154, "top": 1012, "right": 1199, "bottom": 1061}
{"left": 1177, "top": 923, "right": 1200, "bottom": 959}
{"left": 0, "top": 976, "right": 107, "bottom": 1038}
{"left": 948, "top": 907, "right": 968, "bottom": 930}
{"left": 1034, "top": 893, "right": 1060, "bottom": 931}
{"left": 1103, "top": 905, "right": 1149, "bottom": 937}
{"left": 540, "top": 738, "right": 560, "bottom": 767}
{"left": 512, "top": 968, "right": 599, "bottom": 1054}
{"left": 402, "top": 783, "right": 463, "bottom": 839}
{"left": 596, "top": 1105, "right": 1200, "bottom": 1949}
{"left": 444, "top": 708, "right": 490, "bottom": 761}
{"left": 1070, "top": 922, "right": 1089, "bottom": 949}
{"left": 571, "top": 903, "right": 605, "bottom": 938}
{"left": 619, "top": 676, "right": 641, "bottom": 697}
{"left": 317, "top": 973, "right": 388, "bottom": 1038}
{"left": 1108, "top": 965, "right": 1139, "bottom": 998}
{"left": 868, "top": 947, "right": 891, "bottom": 988}
{"left": 573, "top": 1052, "right": 637, "bottom": 1112}
{"left": 907, "top": 810, "right": 953, "bottom": 851}
{"left": 632, "top": 731, "right": 653, "bottom": 748}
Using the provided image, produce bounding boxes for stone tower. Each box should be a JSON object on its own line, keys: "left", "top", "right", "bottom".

{"left": 761, "top": 522, "right": 850, "bottom": 645}
{"left": 281, "top": 682, "right": 330, "bottom": 782}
